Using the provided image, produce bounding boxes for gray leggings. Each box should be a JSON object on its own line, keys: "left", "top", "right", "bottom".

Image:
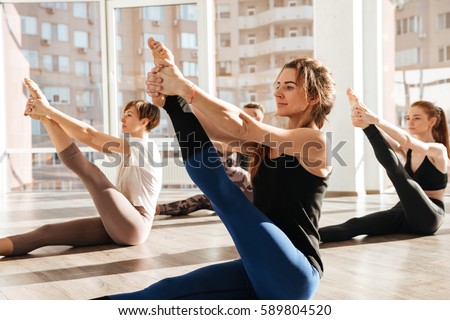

{"left": 9, "top": 143, "right": 152, "bottom": 256}
{"left": 320, "top": 125, "right": 445, "bottom": 242}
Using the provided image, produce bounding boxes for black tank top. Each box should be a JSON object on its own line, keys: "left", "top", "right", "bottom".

{"left": 252, "top": 154, "right": 329, "bottom": 277}
{"left": 404, "top": 149, "right": 448, "bottom": 190}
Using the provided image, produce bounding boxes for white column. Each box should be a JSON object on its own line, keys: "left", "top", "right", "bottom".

{"left": 314, "top": 0, "right": 395, "bottom": 194}
{"left": 362, "top": 0, "right": 383, "bottom": 193}
{"left": 0, "top": 4, "right": 6, "bottom": 193}
{"left": 314, "top": 0, "right": 364, "bottom": 195}
{"left": 198, "top": 0, "right": 216, "bottom": 95}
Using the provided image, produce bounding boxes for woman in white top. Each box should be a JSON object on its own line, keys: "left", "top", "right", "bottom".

{"left": 0, "top": 78, "right": 162, "bottom": 257}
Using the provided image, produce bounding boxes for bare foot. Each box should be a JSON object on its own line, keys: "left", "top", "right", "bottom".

{"left": 347, "top": 88, "right": 369, "bottom": 129}
{"left": 148, "top": 37, "right": 174, "bottom": 66}
{"left": 23, "top": 78, "right": 53, "bottom": 119}
{"left": 23, "top": 78, "right": 49, "bottom": 120}
{"left": 24, "top": 78, "right": 47, "bottom": 100}
{"left": 147, "top": 37, "right": 175, "bottom": 107}
{"left": 0, "top": 237, "right": 14, "bottom": 256}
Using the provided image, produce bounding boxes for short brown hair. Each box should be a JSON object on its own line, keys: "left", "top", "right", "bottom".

{"left": 124, "top": 100, "right": 160, "bottom": 132}
{"left": 243, "top": 102, "right": 265, "bottom": 114}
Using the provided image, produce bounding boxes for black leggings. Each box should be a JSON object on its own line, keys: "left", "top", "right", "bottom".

{"left": 320, "top": 125, "right": 445, "bottom": 242}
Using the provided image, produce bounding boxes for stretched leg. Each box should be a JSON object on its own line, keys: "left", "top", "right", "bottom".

{"left": 158, "top": 194, "right": 213, "bottom": 216}
{"left": 8, "top": 217, "right": 113, "bottom": 256}
{"left": 107, "top": 260, "right": 256, "bottom": 300}
{"left": 320, "top": 202, "right": 407, "bottom": 242}
{"left": 42, "top": 116, "right": 151, "bottom": 245}
{"left": 56, "top": 140, "right": 152, "bottom": 245}
{"left": 363, "top": 125, "right": 444, "bottom": 234}
{"left": 153, "top": 95, "right": 319, "bottom": 299}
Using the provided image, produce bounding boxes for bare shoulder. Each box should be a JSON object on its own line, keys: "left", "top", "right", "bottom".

{"left": 427, "top": 142, "right": 449, "bottom": 172}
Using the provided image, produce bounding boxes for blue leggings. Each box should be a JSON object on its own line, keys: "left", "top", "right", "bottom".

{"left": 109, "top": 98, "right": 319, "bottom": 300}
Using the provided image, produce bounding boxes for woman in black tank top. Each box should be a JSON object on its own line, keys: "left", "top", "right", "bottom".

{"left": 93, "top": 38, "right": 336, "bottom": 300}
{"left": 320, "top": 90, "right": 449, "bottom": 242}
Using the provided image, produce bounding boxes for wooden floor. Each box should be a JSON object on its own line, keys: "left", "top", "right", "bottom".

{"left": 1, "top": 189, "right": 450, "bottom": 300}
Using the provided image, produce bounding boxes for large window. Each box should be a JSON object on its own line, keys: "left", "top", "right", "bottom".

{"left": 3, "top": 0, "right": 449, "bottom": 194}
{"left": 394, "top": 1, "right": 450, "bottom": 135}
{"left": 111, "top": 4, "right": 199, "bottom": 140}
{"left": 1, "top": 1, "right": 103, "bottom": 192}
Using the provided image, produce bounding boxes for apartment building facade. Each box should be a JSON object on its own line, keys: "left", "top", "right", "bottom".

{"left": 2, "top": 0, "right": 450, "bottom": 192}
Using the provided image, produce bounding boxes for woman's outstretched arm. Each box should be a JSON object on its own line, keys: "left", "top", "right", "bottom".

{"left": 147, "top": 66, "right": 328, "bottom": 174}
{"left": 24, "top": 78, "right": 129, "bottom": 155}
{"left": 349, "top": 88, "right": 447, "bottom": 165}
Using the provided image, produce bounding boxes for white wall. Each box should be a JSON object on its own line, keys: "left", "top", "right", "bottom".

{"left": 315, "top": 0, "right": 396, "bottom": 194}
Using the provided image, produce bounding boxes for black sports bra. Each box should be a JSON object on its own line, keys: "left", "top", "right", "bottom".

{"left": 404, "top": 149, "right": 448, "bottom": 190}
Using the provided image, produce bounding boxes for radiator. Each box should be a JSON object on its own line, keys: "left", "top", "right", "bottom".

{"left": 162, "top": 157, "right": 195, "bottom": 185}
{"left": 94, "top": 157, "right": 195, "bottom": 186}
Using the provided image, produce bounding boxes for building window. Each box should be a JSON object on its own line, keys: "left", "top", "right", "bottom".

{"left": 44, "top": 87, "right": 70, "bottom": 104}
{"left": 289, "top": 28, "right": 298, "bottom": 37}
{"left": 31, "top": 119, "right": 42, "bottom": 135}
{"left": 438, "top": 47, "right": 444, "bottom": 63}
{"left": 117, "top": 91, "right": 124, "bottom": 108}
{"left": 41, "top": 22, "right": 52, "bottom": 40}
{"left": 180, "top": 4, "right": 197, "bottom": 21}
{"left": 77, "top": 91, "right": 92, "bottom": 107}
{"left": 249, "top": 92, "right": 256, "bottom": 102}
{"left": 142, "top": 6, "right": 164, "bottom": 21}
{"left": 396, "top": 16, "right": 421, "bottom": 35}
{"left": 73, "top": 3, "right": 88, "bottom": 18}
{"left": 58, "top": 56, "right": 69, "bottom": 73}
{"left": 302, "top": 26, "right": 312, "bottom": 36}
{"left": 438, "top": 46, "right": 450, "bottom": 63}
{"left": 437, "top": 12, "right": 450, "bottom": 30}
{"left": 248, "top": 64, "right": 256, "bottom": 73}
{"left": 41, "top": 23, "right": 68, "bottom": 42}
{"left": 289, "top": 1, "right": 297, "bottom": 7}
{"left": 217, "top": 4, "right": 231, "bottom": 19}
{"left": 396, "top": 47, "right": 421, "bottom": 67}
{"left": 219, "top": 33, "right": 231, "bottom": 47}
{"left": 40, "top": 3, "right": 67, "bottom": 10}
{"left": 42, "top": 55, "right": 53, "bottom": 71}
{"left": 116, "top": 35, "right": 122, "bottom": 51}
{"left": 180, "top": 33, "right": 197, "bottom": 49}
{"left": 57, "top": 24, "right": 69, "bottom": 42}
{"left": 117, "top": 63, "right": 123, "bottom": 79}
{"left": 21, "top": 16, "right": 37, "bottom": 35}
{"left": 74, "top": 31, "right": 89, "bottom": 48}
{"left": 75, "top": 61, "right": 90, "bottom": 76}
{"left": 217, "top": 61, "right": 232, "bottom": 76}
{"left": 247, "top": 34, "right": 256, "bottom": 45}
{"left": 21, "top": 50, "right": 39, "bottom": 68}
{"left": 247, "top": 6, "right": 255, "bottom": 16}
{"left": 182, "top": 61, "right": 198, "bottom": 77}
